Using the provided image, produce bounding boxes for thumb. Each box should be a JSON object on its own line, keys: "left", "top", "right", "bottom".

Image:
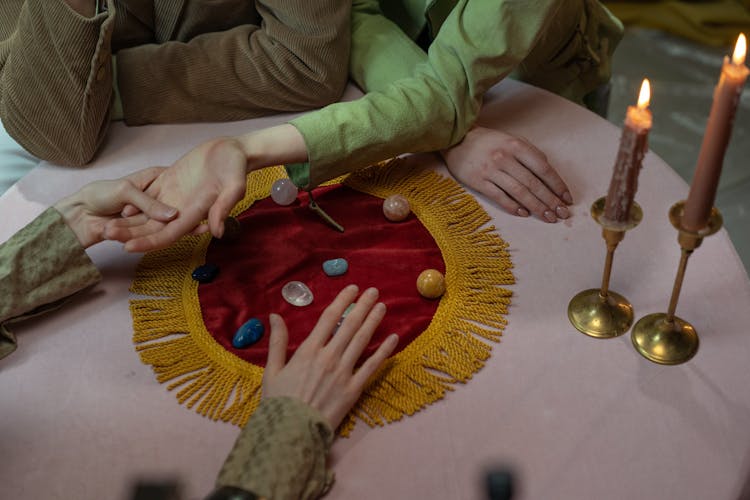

{"left": 119, "top": 183, "right": 177, "bottom": 222}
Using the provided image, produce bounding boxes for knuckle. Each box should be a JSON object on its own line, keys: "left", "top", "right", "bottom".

{"left": 490, "top": 150, "right": 510, "bottom": 164}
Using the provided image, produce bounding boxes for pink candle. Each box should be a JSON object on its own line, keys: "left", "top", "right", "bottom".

{"left": 683, "top": 34, "right": 749, "bottom": 232}
{"left": 604, "top": 79, "right": 652, "bottom": 223}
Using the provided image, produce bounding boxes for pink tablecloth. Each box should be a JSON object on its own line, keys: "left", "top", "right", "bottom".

{"left": 1, "top": 81, "right": 749, "bottom": 500}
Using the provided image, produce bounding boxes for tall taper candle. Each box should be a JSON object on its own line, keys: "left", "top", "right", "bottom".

{"left": 683, "top": 34, "right": 748, "bottom": 232}
{"left": 604, "top": 79, "right": 652, "bottom": 223}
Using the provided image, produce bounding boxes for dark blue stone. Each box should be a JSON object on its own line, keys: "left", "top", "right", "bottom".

{"left": 233, "top": 318, "right": 265, "bottom": 348}
{"left": 191, "top": 263, "right": 220, "bottom": 283}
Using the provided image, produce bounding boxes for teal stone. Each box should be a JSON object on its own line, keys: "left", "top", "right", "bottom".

{"left": 322, "top": 258, "right": 348, "bottom": 276}
{"left": 192, "top": 263, "right": 219, "bottom": 283}
{"left": 233, "top": 318, "right": 264, "bottom": 348}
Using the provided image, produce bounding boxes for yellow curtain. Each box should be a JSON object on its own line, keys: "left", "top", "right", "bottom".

{"left": 604, "top": 0, "right": 750, "bottom": 46}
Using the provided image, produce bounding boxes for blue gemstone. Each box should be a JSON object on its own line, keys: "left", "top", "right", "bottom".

{"left": 322, "top": 258, "right": 349, "bottom": 277}
{"left": 233, "top": 318, "right": 265, "bottom": 348}
{"left": 192, "top": 263, "right": 219, "bottom": 283}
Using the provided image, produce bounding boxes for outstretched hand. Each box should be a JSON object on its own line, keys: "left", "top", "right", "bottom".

{"left": 262, "top": 285, "right": 399, "bottom": 430}
{"left": 442, "top": 126, "right": 572, "bottom": 222}
{"left": 53, "top": 167, "right": 178, "bottom": 249}
{"left": 104, "top": 138, "right": 249, "bottom": 252}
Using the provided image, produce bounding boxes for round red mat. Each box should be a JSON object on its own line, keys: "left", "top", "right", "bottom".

{"left": 198, "top": 184, "right": 445, "bottom": 366}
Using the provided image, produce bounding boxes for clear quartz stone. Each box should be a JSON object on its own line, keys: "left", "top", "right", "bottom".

{"left": 282, "top": 281, "right": 314, "bottom": 306}
{"left": 271, "top": 178, "right": 299, "bottom": 206}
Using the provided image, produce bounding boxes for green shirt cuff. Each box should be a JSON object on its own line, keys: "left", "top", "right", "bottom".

{"left": 285, "top": 162, "right": 311, "bottom": 190}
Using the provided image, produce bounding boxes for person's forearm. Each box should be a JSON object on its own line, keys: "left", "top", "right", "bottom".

{"left": 116, "top": 0, "right": 350, "bottom": 125}
{"left": 0, "top": 1, "right": 114, "bottom": 165}
{"left": 237, "top": 124, "right": 309, "bottom": 173}
{"left": 0, "top": 208, "right": 101, "bottom": 359}
{"left": 213, "top": 397, "right": 333, "bottom": 500}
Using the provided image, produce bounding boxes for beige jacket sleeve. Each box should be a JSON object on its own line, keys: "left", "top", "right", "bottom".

{"left": 213, "top": 397, "right": 334, "bottom": 500}
{"left": 0, "top": 0, "right": 116, "bottom": 167}
{"left": 117, "top": 0, "right": 351, "bottom": 125}
{"left": 0, "top": 207, "right": 101, "bottom": 360}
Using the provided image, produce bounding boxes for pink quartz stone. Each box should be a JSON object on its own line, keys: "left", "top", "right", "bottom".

{"left": 271, "top": 178, "right": 299, "bottom": 206}
{"left": 382, "top": 194, "right": 411, "bottom": 222}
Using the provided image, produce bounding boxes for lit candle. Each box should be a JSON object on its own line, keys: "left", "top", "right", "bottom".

{"left": 682, "top": 33, "right": 749, "bottom": 232}
{"left": 604, "top": 78, "right": 652, "bottom": 223}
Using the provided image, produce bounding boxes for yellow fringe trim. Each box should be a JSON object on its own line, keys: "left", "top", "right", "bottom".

{"left": 130, "top": 161, "right": 514, "bottom": 434}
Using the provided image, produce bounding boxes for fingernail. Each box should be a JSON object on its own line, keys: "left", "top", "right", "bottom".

{"left": 164, "top": 208, "right": 177, "bottom": 218}
{"left": 516, "top": 207, "right": 530, "bottom": 217}
{"left": 543, "top": 210, "right": 557, "bottom": 223}
{"left": 555, "top": 205, "right": 570, "bottom": 219}
{"left": 562, "top": 191, "right": 573, "bottom": 205}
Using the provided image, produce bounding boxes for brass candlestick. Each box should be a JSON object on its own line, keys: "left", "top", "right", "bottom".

{"left": 568, "top": 197, "right": 643, "bottom": 338}
{"left": 631, "top": 201, "right": 723, "bottom": 365}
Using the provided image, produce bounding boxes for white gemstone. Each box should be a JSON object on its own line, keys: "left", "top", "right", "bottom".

{"left": 282, "top": 281, "right": 314, "bottom": 306}
{"left": 271, "top": 178, "right": 299, "bottom": 206}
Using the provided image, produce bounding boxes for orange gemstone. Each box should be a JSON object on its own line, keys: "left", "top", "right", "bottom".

{"left": 416, "top": 269, "right": 445, "bottom": 299}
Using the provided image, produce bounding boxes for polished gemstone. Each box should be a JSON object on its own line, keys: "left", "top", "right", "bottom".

{"left": 382, "top": 194, "right": 411, "bottom": 222}
{"left": 192, "top": 263, "right": 219, "bottom": 284}
{"left": 416, "top": 269, "right": 445, "bottom": 299}
{"left": 271, "top": 178, "right": 299, "bottom": 206}
{"left": 322, "top": 258, "right": 348, "bottom": 276}
{"left": 220, "top": 216, "right": 241, "bottom": 242}
{"left": 233, "top": 318, "right": 264, "bottom": 348}
{"left": 282, "top": 281, "right": 314, "bottom": 306}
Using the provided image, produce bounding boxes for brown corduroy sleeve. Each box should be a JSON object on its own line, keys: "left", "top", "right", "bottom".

{"left": 116, "top": 0, "right": 351, "bottom": 125}
{"left": 0, "top": 0, "right": 116, "bottom": 166}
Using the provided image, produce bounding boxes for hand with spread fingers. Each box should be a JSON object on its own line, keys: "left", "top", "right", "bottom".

{"left": 441, "top": 126, "right": 573, "bottom": 223}
{"left": 53, "top": 167, "right": 178, "bottom": 249}
{"left": 263, "top": 285, "right": 399, "bottom": 430}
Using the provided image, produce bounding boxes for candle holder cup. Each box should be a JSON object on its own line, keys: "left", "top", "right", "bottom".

{"left": 631, "top": 201, "right": 723, "bottom": 365}
{"left": 568, "top": 197, "right": 643, "bottom": 338}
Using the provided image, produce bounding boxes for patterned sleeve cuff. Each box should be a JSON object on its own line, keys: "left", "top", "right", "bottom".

{"left": 215, "top": 397, "right": 334, "bottom": 500}
{"left": 0, "top": 207, "right": 102, "bottom": 359}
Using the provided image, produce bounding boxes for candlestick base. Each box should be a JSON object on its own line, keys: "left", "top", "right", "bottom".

{"left": 567, "top": 197, "right": 641, "bottom": 339}
{"left": 631, "top": 313, "right": 699, "bottom": 365}
{"left": 568, "top": 289, "right": 634, "bottom": 338}
{"left": 629, "top": 201, "right": 723, "bottom": 365}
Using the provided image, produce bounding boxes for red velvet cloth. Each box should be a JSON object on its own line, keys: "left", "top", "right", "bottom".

{"left": 198, "top": 185, "right": 445, "bottom": 367}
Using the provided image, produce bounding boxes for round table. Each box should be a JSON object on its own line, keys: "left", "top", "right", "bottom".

{"left": 1, "top": 80, "right": 749, "bottom": 500}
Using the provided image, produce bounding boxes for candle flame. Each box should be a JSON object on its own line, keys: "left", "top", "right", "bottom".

{"left": 637, "top": 78, "right": 651, "bottom": 109}
{"left": 732, "top": 33, "right": 747, "bottom": 65}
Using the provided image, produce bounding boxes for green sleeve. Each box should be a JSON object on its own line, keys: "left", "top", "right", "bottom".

{"left": 349, "top": 0, "right": 428, "bottom": 93}
{"left": 286, "top": 0, "right": 428, "bottom": 188}
{"left": 0, "top": 207, "right": 102, "bottom": 360}
{"left": 288, "top": 0, "right": 622, "bottom": 190}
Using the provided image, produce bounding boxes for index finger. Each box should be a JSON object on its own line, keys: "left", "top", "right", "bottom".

{"left": 512, "top": 140, "right": 571, "bottom": 203}
{"left": 123, "top": 216, "right": 200, "bottom": 252}
{"left": 301, "top": 285, "right": 360, "bottom": 349}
